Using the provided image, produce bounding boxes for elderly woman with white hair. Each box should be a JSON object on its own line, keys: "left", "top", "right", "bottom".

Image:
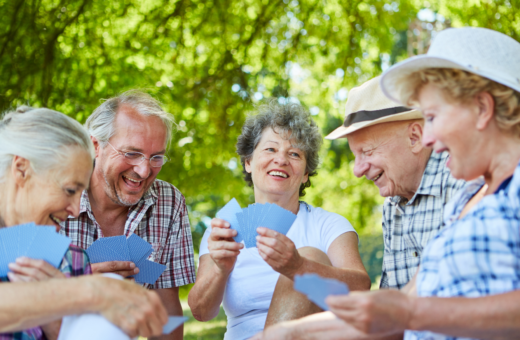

{"left": 0, "top": 107, "right": 168, "bottom": 339}
{"left": 188, "top": 100, "right": 371, "bottom": 340}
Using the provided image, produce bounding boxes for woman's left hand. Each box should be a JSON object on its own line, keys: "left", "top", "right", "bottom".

{"left": 256, "top": 227, "right": 304, "bottom": 278}
{"left": 7, "top": 257, "right": 66, "bottom": 282}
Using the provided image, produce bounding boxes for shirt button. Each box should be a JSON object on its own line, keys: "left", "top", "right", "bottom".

{"left": 413, "top": 251, "right": 418, "bottom": 257}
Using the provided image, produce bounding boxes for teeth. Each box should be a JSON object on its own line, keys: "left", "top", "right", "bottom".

{"left": 268, "top": 171, "right": 288, "bottom": 178}
{"left": 50, "top": 215, "right": 62, "bottom": 224}
{"left": 124, "top": 176, "right": 141, "bottom": 183}
{"left": 373, "top": 173, "right": 382, "bottom": 181}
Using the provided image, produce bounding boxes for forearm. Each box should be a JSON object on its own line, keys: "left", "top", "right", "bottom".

{"left": 410, "top": 292, "right": 520, "bottom": 339}
{"left": 278, "top": 312, "right": 402, "bottom": 340}
{"left": 152, "top": 288, "right": 183, "bottom": 340}
{"left": 292, "top": 258, "right": 371, "bottom": 291}
{"left": 0, "top": 278, "right": 96, "bottom": 332}
{"left": 188, "top": 264, "right": 229, "bottom": 321}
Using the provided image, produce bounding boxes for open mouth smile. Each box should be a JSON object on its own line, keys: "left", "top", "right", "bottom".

{"left": 122, "top": 175, "right": 143, "bottom": 188}
{"left": 49, "top": 214, "right": 63, "bottom": 225}
{"left": 268, "top": 170, "right": 289, "bottom": 178}
{"left": 372, "top": 172, "right": 383, "bottom": 182}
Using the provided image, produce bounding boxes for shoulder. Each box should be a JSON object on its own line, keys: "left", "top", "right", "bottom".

{"left": 304, "top": 204, "right": 354, "bottom": 229}
{"left": 151, "top": 180, "right": 187, "bottom": 206}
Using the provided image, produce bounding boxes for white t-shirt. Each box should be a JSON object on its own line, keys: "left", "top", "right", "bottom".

{"left": 199, "top": 202, "right": 357, "bottom": 340}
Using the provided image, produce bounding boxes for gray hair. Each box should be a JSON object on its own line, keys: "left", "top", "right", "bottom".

{"left": 85, "top": 90, "right": 175, "bottom": 147}
{"left": 0, "top": 106, "right": 95, "bottom": 181}
{"left": 236, "top": 100, "right": 323, "bottom": 197}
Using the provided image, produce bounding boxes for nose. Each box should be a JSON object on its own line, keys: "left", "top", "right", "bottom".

{"left": 353, "top": 157, "right": 370, "bottom": 178}
{"left": 133, "top": 161, "right": 152, "bottom": 179}
{"left": 273, "top": 151, "right": 289, "bottom": 166}
{"left": 422, "top": 125, "right": 437, "bottom": 148}
{"left": 67, "top": 197, "right": 81, "bottom": 218}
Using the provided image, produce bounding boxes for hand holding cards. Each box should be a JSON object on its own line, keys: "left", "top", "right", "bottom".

{"left": 216, "top": 198, "right": 298, "bottom": 248}
{"left": 294, "top": 273, "right": 350, "bottom": 311}
{"left": 0, "top": 223, "right": 71, "bottom": 277}
{"left": 86, "top": 234, "right": 166, "bottom": 285}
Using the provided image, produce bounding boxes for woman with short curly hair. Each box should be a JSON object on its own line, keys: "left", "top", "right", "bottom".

{"left": 189, "top": 100, "right": 371, "bottom": 340}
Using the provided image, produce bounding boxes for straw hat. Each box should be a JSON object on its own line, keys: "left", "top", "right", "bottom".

{"left": 381, "top": 27, "right": 520, "bottom": 105}
{"left": 325, "top": 76, "right": 422, "bottom": 140}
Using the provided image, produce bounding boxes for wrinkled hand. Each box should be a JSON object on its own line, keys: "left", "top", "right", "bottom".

{"left": 256, "top": 227, "right": 303, "bottom": 278}
{"left": 326, "top": 290, "right": 414, "bottom": 335}
{"left": 88, "top": 275, "right": 168, "bottom": 338}
{"left": 91, "top": 261, "right": 139, "bottom": 278}
{"left": 7, "top": 257, "right": 66, "bottom": 282}
{"left": 208, "top": 218, "right": 244, "bottom": 274}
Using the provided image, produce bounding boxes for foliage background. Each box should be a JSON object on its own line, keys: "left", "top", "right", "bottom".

{"left": 1, "top": 0, "right": 518, "bottom": 334}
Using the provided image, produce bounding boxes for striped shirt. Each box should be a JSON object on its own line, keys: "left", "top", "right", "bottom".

{"left": 60, "top": 179, "right": 196, "bottom": 289}
{"left": 405, "top": 165, "right": 520, "bottom": 340}
{"left": 0, "top": 246, "right": 91, "bottom": 340}
{"left": 380, "top": 151, "right": 465, "bottom": 289}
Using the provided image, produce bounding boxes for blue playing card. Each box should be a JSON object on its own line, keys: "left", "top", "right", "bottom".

{"left": 86, "top": 241, "right": 130, "bottom": 263}
{"left": 127, "top": 233, "right": 153, "bottom": 263}
{"left": 163, "top": 316, "right": 188, "bottom": 334}
{"left": 25, "top": 227, "right": 71, "bottom": 268}
{"left": 216, "top": 198, "right": 243, "bottom": 243}
{"left": 96, "top": 236, "right": 131, "bottom": 261}
{"left": 294, "top": 273, "right": 350, "bottom": 311}
{"left": 260, "top": 204, "right": 297, "bottom": 236}
{"left": 18, "top": 223, "right": 39, "bottom": 256}
{"left": 134, "top": 257, "right": 166, "bottom": 285}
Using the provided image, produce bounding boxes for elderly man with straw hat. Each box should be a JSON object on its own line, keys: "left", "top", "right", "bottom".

{"left": 328, "top": 76, "right": 465, "bottom": 290}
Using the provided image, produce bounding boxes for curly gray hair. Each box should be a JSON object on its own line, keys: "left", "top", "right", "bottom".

{"left": 236, "top": 100, "right": 323, "bottom": 197}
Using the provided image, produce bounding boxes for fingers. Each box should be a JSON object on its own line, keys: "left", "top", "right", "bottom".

{"left": 7, "top": 257, "right": 65, "bottom": 281}
{"left": 257, "top": 227, "right": 293, "bottom": 248}
{"left": 208, "top": 240, "right": 243, "bottom": 252}
{"left": 209, "top": 223, "right": 237, "bottom": 241}
{"left": 91, "top": 261, "right": 139, "bottom": 277}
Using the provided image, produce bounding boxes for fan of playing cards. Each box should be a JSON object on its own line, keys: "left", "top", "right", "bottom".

{"left": 294, "top": 273, "right": 350, "bottom": 311}
{"left": 86, "top": 234, "right": 166, "bottom": 285}
{"left": 216, "top": 198, "right": 298, "bottom": 248}
{"left": 0, "top": 223, "right": 71, "bottom": 278}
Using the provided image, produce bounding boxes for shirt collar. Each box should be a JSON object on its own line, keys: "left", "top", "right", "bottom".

{"left": 392, "top": 151, "right": 448, "bottom": 206}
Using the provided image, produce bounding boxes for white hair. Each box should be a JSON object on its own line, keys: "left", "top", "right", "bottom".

{"left": 0, "top": 106, "right": 95, "bottom": 181}
{"left": 85, "top": 90, "right": 175, "bottom": 147}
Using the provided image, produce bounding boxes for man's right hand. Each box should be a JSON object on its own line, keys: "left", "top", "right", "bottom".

{"left": 90, "top": 261, "right": 139, "bottom": 278}
{"left": 86, "top": 275, "right": 168, "bottom": 338}
{"left": 208, "top": 218, "right": 243, "bottom": 274}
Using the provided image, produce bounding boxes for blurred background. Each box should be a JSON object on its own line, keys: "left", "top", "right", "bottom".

{"left": 1, "top": 0, "right": 518, "bottom": 338}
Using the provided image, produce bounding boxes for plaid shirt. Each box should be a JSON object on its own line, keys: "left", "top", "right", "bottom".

{"left": 0, "top": 246, "right": 91, "bottom": 340}
{"left": 60, "top": 179, "right": 196, "bottom": 289}
{"left": 380, "top": 151, "right": 465, "bottom": 289}
{"left": 405, "top": 166, "right": 520, "bottom": 340}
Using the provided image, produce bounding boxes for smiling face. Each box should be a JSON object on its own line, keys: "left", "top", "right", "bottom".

{"left": 13, "top": 148, "right": 93, "bottom": 231}
{"left": 245, "top": 127, "right": 308, "bottom": 204}
{"left": 94, "top": 105, "right": 167, "bottom": 206}
{"left": 418, "top": 83, "right": 486, "bottom": 181}
{"left": 347, "top": 121, "right": 429, "bottom": 199}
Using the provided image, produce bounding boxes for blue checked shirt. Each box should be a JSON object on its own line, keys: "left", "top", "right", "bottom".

{"left": 405, "top": 165, "right": 520, "bottom": 340}
{"left": 380, "top": 151, "right": 465, "bottom": 289}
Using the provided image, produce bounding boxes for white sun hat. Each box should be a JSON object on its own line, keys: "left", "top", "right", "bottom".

{"left": 325, "top": 76, "right": 422, "bottom": 140}
{"left": 380, "top": 27, "right": 520, "bottom": 105}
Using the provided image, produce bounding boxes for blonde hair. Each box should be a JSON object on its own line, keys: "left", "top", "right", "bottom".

{"left": 397, "top": 68, "right": 520, "bottom": 136}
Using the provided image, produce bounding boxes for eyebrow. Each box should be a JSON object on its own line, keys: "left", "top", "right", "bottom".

{"left": 122, "top": 146, "right": 166, "bottom": 155}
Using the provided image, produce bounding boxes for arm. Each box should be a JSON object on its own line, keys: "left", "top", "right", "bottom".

{"left": 256, "top": 229, "right": 371, "bottom": 290}
{"left": 150, "top": 288, "right": 183, "bottom": 340}
{"left": 0, "top": 275, "right": 168, "bottom": 338}
{"left": 187, "top": 218, "right": 243, "bottom": 321}
{"left": 251, "top": 311, "right": 403, "bottom": 340}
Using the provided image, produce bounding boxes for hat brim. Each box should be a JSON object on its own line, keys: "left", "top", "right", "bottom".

{"left": 381, "top": 55, "right": 520, "bottom": 105}
{"left": 325, "top": 108, "right": 423, "bottom": 140}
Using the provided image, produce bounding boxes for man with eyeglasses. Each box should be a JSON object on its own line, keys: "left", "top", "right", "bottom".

{"left": 60, "top": 90, "right": 195, "bottom": 340}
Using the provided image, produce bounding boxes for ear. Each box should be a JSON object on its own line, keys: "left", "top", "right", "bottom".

{"left": 475, "top": 92, "right": 495, "bottom": 131}
{"left": 90, "top": 136, "right": 102, "bottom": 158}
{"left": 11, "top": 156, "right": 31, "bottom": 187}
{"left": 408, "top": 121, "right": 425, "bottom": 154}
{"left": 244, "top": 158, "right": 252, "bottom": 173}
{"left": 302, "top": 172, "right": 309, "bottom": 184}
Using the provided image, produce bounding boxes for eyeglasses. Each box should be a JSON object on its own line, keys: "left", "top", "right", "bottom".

{"left": 107, "top": 142, "right": 169, "bottom": 168}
